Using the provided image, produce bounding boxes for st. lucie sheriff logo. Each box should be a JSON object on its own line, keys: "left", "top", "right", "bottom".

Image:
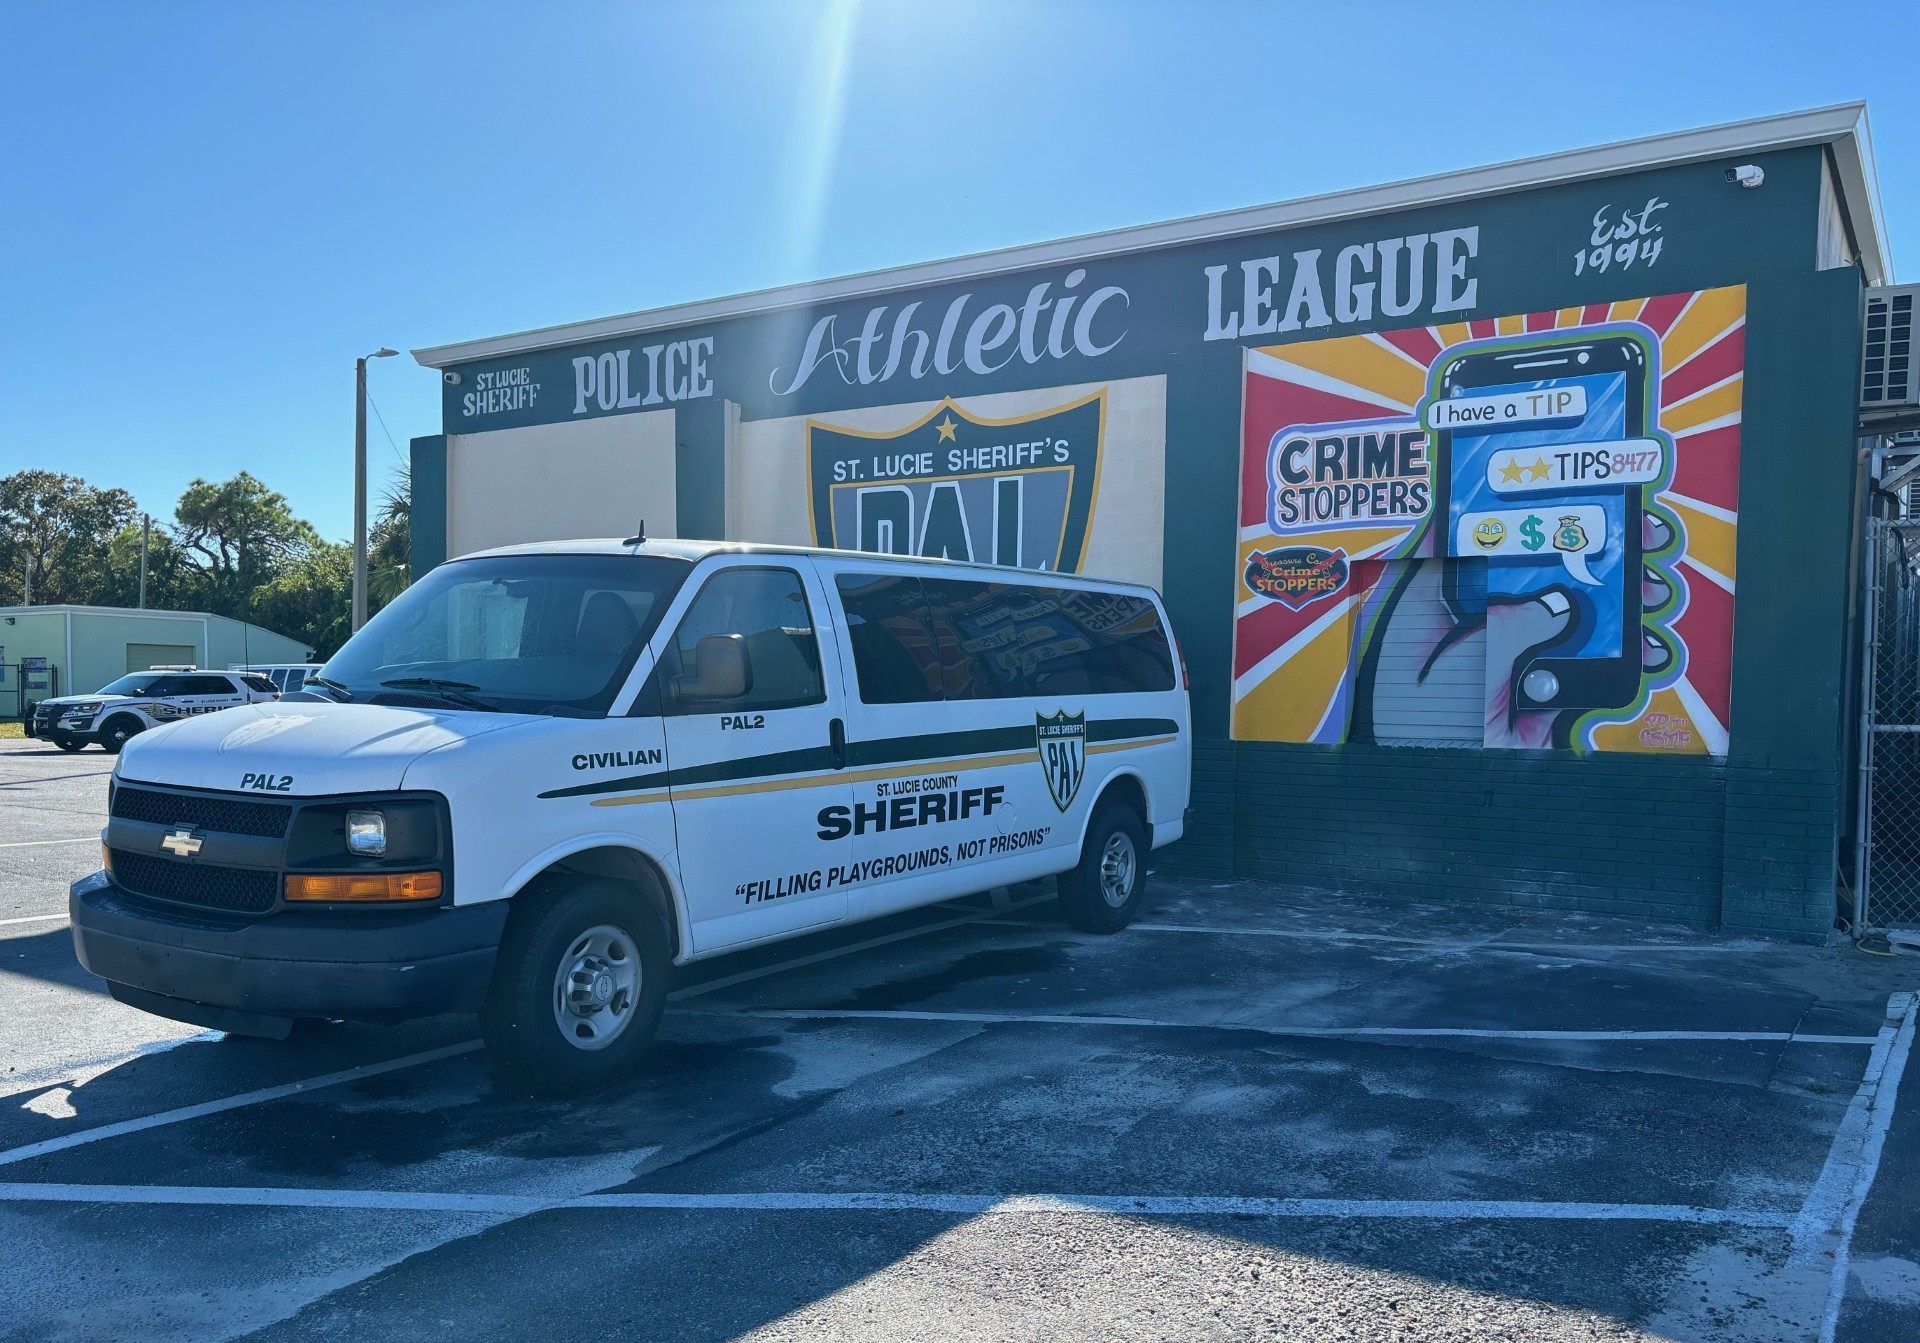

{"left": 807, "top": 393, "right": 1105, "bottom": 571}
{"left": 1243, "top": 545, "right": 1349, "bottom": 610}
{"left": 1035, "top": 709, "right": 1087, "bottom": 812}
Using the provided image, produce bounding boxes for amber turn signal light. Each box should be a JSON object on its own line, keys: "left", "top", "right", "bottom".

{"left": 284, "top": 872, "right": 442, "bottom": 903}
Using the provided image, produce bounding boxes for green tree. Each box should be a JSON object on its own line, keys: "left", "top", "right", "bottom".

{"left": 369, "top": 464, "right": 412, "bottom": 610}
{"left": 250, "top": 542, "right": 354, "bottom": 660}
{"left": 95, "top": 522, "right": 189, "bottom": 610}
{"left": 0, "top": 470, "right": 138, "bottom": 606}
{"left": 173, "top": 472, "right": 320, "bottom": 619}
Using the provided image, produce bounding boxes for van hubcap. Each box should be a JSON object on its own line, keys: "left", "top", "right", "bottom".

{"left": 552, "top": 924, "right": 639, "bottom": 1050}
{"left": 1099, "top": 832, "right": 1137, "bottom": 908}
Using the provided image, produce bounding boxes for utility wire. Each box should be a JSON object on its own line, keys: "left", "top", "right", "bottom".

{"left": 365, "top": 388, "right": 405, "bottom": 466}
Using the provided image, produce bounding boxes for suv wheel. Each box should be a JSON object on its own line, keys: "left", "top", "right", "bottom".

{"left": 482, "top": 878, "right": 671, "bottom": 1093}
{"left": 99, "top": 716, "right": 144, "bottom": 754}
{"left": 1056, "top": 801, "right": 1150, "bottom": 934}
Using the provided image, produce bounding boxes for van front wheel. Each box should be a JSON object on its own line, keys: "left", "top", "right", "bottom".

{"left": 1057, "top": 803, "right": 1149, "bottom": 934}
{"left": 482, "top": 879, "right": 670, "bottom": 1093}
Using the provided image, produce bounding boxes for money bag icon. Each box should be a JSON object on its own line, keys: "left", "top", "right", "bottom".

{"left": 1552, "top": 515, "right": 1589, "bottom": 553}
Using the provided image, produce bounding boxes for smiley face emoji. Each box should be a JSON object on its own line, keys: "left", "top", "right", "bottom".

{"left": 1472, "top": 518, "right": 1506, "bottom": 551}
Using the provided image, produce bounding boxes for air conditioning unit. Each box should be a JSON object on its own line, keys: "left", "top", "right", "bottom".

{"left": 1862, "top": 284, "right": 1919, "bottom": 430}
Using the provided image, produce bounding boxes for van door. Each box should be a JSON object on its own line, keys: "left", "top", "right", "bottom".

{"left": 830, "top": 571, "right": 1025, "bottom": 917}
{"left": 655, "top": 561, "right": 853, "bottom": 950}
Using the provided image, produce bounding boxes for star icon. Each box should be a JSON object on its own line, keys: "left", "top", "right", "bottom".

{"left": 1527, "top": 456, "right": 1552, "bottom": 481}
{"left": 935, "top": 415, "right": 958, "bottom": 443}
{"left": 1498, "top": 457, "right": 1525, "bottom": 484}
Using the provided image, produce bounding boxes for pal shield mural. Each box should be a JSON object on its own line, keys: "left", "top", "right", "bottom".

{"left": 806, "top": 392, "right": 1107, "bottom": 571}
{"left": 1231, "top": 285, "right": 1743, "bottom": 755}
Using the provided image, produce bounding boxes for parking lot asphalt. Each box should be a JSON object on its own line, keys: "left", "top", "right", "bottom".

{"left": 3, "top": 734, "right": 1919, "bottom": 1342}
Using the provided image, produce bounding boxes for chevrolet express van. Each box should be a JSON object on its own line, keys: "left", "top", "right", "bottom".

{"left": 70, "top": 540, "right": 1191, "bottom": 1090}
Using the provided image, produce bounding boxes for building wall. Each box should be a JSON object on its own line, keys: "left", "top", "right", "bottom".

{"left": 0, "top": 612, "right": 71, "bottom": 710}
{"left": 70, "top": 612, "right": 210, "bottom": 691}
{"left": 445, "top": 410, "right": 678, "bottom": 557}
{"left": 1, "top": 611, "right": 313, "bottom": 707}
{"left": 416, "top": 142, "right": 1863, "bottom": 939}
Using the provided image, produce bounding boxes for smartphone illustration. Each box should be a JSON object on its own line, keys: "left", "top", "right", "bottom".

{"left": 1429, "top": 333, "right": 1652, "bottom": 714}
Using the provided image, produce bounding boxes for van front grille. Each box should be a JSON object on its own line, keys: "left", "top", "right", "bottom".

{"left": 109, "top": 849, "right": 278, "bottom": 914}
{"left": 111, "top": 786, "right": 292, "bottom": 839}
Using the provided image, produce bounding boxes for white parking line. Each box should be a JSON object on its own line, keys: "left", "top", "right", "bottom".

{"left": 0, "top": 912, "right": 69, "bottom": 927}
{"left": 0, "top": 1182, "right": 1796, "bottom": 1226}
{"left": 1788, "top": 991, "right": 1919, "bottom": 1343}
{"left": 0, "top": 837, "right": 97, "bottom": 849}
{"left": 744, "top": 1008, "right": 1879, "bottom": 1045}
{"left": 0, "top": 1042, "right": 482, "bottom": 1169}
{"left": 0, "top": 895, "right": 1047, "bottom": 1165}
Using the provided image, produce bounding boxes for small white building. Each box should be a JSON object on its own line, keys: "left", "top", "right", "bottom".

{"left": 0, "top": 605, "right": 312, "bottom": 715}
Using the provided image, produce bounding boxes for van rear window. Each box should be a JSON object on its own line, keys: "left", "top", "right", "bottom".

{"left": 836, "top": 573, "right": 1175, "bottom": 703}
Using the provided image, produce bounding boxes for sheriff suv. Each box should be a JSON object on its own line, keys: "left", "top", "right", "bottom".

{"left": 29, "top": 668, "right": 280, "bottom": 753}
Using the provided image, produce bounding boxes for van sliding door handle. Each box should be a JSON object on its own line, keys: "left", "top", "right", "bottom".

{"left": 829, "top": 717, "right": 847, "bottom": 769}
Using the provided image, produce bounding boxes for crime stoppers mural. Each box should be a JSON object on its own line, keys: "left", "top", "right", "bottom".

{"left": 1231, "top": 286, "right": 1743, "bottom": 755}
{"left": 807, "top": 393, "right": 1105, "bottom": 571}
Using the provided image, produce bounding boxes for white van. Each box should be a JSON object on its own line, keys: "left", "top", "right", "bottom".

{"left": 70, "top": 540, "right": 1191, "bottom": 1089}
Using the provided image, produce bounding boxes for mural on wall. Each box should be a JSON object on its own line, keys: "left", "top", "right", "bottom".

{"left": 806, "top": 392, "right": 1107, "bottom": 572}
{"left": 1231, "top": 285, "right": 1743, "bottom": 755}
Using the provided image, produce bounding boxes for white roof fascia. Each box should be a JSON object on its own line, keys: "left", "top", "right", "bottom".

{"left": 414, "top": 103, "right": 1885, "bottom": 368}
{"left": 1826, "top": 103, "right": 1892, "bottom": 284}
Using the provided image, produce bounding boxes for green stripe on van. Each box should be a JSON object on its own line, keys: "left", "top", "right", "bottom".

{"left": 537, "top": 717, "right": 1176, "bottom": 801}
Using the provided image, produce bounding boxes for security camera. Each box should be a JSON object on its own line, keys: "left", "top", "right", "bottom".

{"left": 442, "top": 370, "right": 463, "bottom": 386}
{"left": 1725, "top": 164, "right": 1765, "bottom": 189}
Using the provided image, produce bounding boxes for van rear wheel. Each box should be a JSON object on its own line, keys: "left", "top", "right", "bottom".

{"left": 1057, "top": 802, "right": 1149, "bottom": 933}
{"left": 482, "top": 878, "right": 670, "bottom": 1093}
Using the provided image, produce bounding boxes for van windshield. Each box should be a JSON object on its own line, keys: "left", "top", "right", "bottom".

{"left": 318, "top": 554, "right": 691, "bottom": 716}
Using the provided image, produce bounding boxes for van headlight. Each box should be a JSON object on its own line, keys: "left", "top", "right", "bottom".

{"left": 345, "top": 809, "right": 387, "bottom": 856}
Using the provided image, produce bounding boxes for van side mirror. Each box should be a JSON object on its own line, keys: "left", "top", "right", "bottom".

{"left": 672, "top": 634, "right": 753, "bottom": 703}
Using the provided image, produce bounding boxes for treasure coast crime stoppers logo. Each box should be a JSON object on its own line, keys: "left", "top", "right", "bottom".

{"left": 808, "top": 394, "right": 1104, "bottom": 571}
{"left": 1036, "top": 709, "right": 1087, "bottom": 812}
{"left": 1243, "top": 545, "right": 1349, "bottom": 610}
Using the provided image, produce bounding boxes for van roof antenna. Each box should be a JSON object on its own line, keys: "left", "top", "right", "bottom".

{"left": 622, "top": 519, "right": 646, "bottom": 547}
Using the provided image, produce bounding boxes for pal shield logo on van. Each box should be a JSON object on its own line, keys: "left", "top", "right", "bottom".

{"left": 1035, "top": 710, "right": 1087, "bottom": 812}
{"left": 807, "top": 393, "right": 1104, "bottom": 572}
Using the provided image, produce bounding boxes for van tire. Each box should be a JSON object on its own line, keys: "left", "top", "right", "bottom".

{"left": 481, "top": 878, "right": 670, "bottom": 1093}
{"left": 99, "top": 716, "right": 143, "bottom": 754}
{"left": 1057, "top": 802, "right": 1149, "bottom": 934}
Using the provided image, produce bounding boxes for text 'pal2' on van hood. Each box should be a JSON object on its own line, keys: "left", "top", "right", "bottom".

{"left": 113, "top": 701, "right": 527, "bottom": 795}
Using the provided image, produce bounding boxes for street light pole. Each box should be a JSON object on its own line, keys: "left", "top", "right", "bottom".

{"left": 352, "top": 348, "right": 398, "bottom": 631}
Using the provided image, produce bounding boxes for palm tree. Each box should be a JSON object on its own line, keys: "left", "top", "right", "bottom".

{"left": 369, "top": 464, "right": 412, "bottom": 609}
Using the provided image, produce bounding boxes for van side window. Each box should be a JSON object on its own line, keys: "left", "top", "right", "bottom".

{"left": 834, "top": 574, "right": 942, "bottom": 705}
{"left": 918, "top": 578, "right": 1177, "bottom": 699}
{"left": 663, "top": 567, "right": 824, "bottom": 714}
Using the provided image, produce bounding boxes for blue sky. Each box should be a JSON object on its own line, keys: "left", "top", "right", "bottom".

{"left": 3, "top": 0, "right": 1914, "bottom": 542}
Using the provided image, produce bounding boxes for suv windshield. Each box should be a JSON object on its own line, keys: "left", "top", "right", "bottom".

{"left": 319, "top": 553, "right": 691, "bottom": 715}
{"left": 94, "top": 673, "right": 167, "bottom": 697}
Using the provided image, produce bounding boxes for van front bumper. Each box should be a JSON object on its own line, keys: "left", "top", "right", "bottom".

{"left": 69, "top": 870, "right": 508, "bottom": 1035}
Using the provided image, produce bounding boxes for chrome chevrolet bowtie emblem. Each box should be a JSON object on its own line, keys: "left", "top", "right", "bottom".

{"left": 160, "top": 829, "right": 204, "bottom": 858}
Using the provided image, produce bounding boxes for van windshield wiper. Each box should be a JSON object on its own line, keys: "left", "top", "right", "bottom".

{"left": 378, "top": 677, "right": 504, "bottom": 713}
{"left": 305, "top": 675, "right": 354, "bottom": 702}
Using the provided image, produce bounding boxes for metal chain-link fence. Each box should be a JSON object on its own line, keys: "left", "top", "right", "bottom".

{"left": 1857, "top": 519, "right": 1920, "bottom": 935}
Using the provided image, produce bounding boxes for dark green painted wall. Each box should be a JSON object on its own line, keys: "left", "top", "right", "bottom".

{"left": 409, "top": 435, "right": 447, "bottom": 575}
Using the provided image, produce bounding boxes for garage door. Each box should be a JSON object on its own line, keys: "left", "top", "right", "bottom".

{"left": 126, "top": 643, "right": 196, "bottom": 673}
